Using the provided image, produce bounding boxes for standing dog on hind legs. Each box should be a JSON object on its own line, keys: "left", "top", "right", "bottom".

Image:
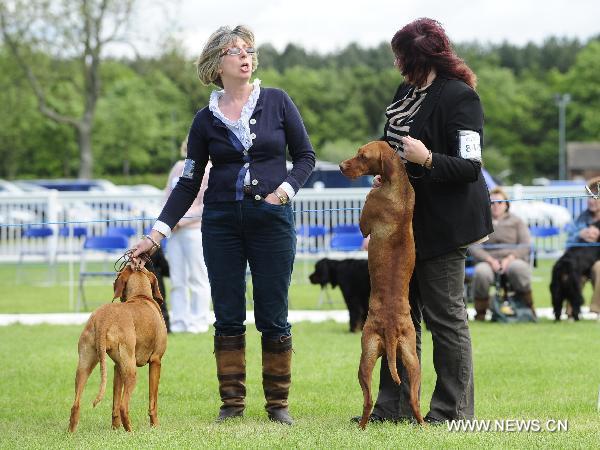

{"left": 68, "top": 265, "right": 167, "bottom": 432}
{"left": 340, "top": 140, "right": 424, "bottom": 429}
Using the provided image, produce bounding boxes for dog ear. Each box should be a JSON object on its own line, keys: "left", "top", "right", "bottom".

{"left": 113, "top": 267, "right": 132, "bottom": 301}
{"left": 379, "top": 143, "right": 395, "bottom": 181}
{"left": 149, "top": 272, "right": 164, "bottom": 304}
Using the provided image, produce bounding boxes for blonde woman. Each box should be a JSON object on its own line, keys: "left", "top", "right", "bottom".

{"left": 133, "top": 25, "right": 315, "bottom": 425}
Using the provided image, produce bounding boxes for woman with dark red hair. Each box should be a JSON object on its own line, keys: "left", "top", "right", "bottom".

{"left": 352, "top": 18, "right": 492, "bottom": 425}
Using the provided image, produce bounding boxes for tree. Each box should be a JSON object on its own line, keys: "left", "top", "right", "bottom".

{"left": 93, "top": 66, "right": 189, "bottom": 177}
{"left": 0, "top": 0, "right": 136, "bottom": 178}
{"left": 563, "top": 41, "right": 600, "bottom": 141}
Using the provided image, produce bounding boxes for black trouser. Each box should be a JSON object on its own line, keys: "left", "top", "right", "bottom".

{"left": 372, "top": 247, "right": 474, "bottom": 421}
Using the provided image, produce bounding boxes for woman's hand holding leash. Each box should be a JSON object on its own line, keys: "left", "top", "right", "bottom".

{"left": 131, "top": 230, "right": 165, "bottom": 269}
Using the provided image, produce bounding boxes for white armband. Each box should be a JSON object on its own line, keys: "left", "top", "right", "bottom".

{"left": 458, "top": 130, "right": 482, "bottom": 161}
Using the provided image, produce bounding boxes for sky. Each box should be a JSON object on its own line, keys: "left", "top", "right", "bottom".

{"left": 126, "top": 0, "right": 600, "bottom": 56}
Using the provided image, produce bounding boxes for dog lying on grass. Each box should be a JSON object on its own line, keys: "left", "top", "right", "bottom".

{"left": 68, "top": 265, "right": 167, "bottom": 432}
{"left": 340, "top": 141, "right": 424, "bottom": 429}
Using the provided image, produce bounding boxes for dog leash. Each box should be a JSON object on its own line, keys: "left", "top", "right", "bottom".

{"left": 114, "top": 249, "right": 153, "bottom": 273}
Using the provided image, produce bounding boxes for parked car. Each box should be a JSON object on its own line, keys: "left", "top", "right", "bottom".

{"left": 118, "top": 184, "right": 162, "bottom": 194}
{"left": 19, "top": 178, "right": 120, "bottom": 192}
{"left": 0, "top": 179, "right": 24, "bottom": 194}
{"left": 287, "top": 160, "right": 373, "bottom": 189}
{"left": 510, "top": 201, "right": 572, "bottom": 228}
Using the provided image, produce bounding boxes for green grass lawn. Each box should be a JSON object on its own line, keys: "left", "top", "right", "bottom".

{"left": 0, "top": 258, "right": 594, "bottom": 314}
{"left": 0, "top": 321, "right": 599, "bottom": 448}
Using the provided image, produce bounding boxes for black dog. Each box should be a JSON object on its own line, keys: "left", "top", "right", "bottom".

{"left": 550, "top": 222, "right": 600, "bottom": 321}
{"left": 309, "top": 258, "right": 370, "bottom": 332}
{"left": 148, "top": 247, "right": 171, "bottom": 332}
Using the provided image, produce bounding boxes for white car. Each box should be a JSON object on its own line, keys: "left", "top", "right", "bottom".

{"left": 510, "top": 201, "right": 572, "bottom": 229}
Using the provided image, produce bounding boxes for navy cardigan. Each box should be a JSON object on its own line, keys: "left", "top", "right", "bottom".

{"left": 158, "top": 87, "right": 315, "bottom": 229}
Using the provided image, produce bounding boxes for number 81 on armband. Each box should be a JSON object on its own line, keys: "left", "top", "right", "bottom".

{"left": 458, "top": 130, "right": 482, "bottom": 161}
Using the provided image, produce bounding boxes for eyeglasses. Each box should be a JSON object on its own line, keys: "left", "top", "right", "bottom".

{"left": 221, "top": 47, "right": 256, "bottom": 56}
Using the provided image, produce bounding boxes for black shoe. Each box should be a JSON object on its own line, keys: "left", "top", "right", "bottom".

{"left": 424, "top": 415, "right": 447, "bottom": 426}
{"left": 267, "top": 407, "right": 294, "bottom": 425}
{"left": 216, "top": 406, "right": 244, "bottom": 422}
{"left": 351, "top": 414, "right": 413, "bottom": 424}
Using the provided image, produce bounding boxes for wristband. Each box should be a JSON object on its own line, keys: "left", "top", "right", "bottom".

{"left": 143, "top": 234, "right": 161, "bottom": 251}
{"left": 423, "top": 150, "right": 432, "bottom": 168}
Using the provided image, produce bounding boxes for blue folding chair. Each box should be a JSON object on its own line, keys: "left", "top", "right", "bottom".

{"left": 330, "top": 232, "right": 364, "bottom": 252}
{"left": 529, "top": 225, "right": 561, "bottom": 260}
{"left": 59, "top": 226, "right": 88, "bottom": 238}
{"left": 106, "top": 226, "right": 137, "bottom": 239}
{"left": 331, "top": 224, "right": 361, "bottom": 235}
{"left": 320, "top": 231, "right": 365, "bottom": 307}
{"left": 77, "top": 235, "right": 129, "bottom": 311}
{"left": 296, "top": 225, "right": 328, "bottom": 253}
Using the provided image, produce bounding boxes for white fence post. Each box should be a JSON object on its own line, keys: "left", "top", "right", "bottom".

{"left": 47, "top": 190, "right": 59, "bottom": 263}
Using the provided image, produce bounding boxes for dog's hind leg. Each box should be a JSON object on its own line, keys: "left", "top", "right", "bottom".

{"left": 572, "top": 290, "right": 585, "bottom": 321}
{"left": 118, "top": 348, "right": 137, "bottom": 432}
{"left": 148, "top": 356, "right": 162, "bottom": 427}
{"left": 112, "top": 365, "right": 123, "bottom": 429}
{"left": 357, "top": 330, "right": 382, "bottom": 429}
{"left": 68, "top": 337, "right": 98, "bottom": 432}
{"left": 398, "top": 328, "right": 424, "bottom": 425}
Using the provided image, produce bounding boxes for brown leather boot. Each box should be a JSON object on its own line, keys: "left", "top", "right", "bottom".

{"left": 474, "top": 297, "right": 489, "bottom": 321}
{"left": 519, "top": 290, "right": 537, "bottom": 318}
{"left": 214, "top": 334, "right": 246, "bottom": 421}
{"left": 262, "top": 335, "right": 293, "bottom": 425}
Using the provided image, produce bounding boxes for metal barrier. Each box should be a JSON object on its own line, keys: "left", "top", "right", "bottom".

{"left": 0, "top": 185, "right": 591, "bottom": 261}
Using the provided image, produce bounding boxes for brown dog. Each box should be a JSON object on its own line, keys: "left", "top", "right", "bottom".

{"left": 68, "top": 265, "right": 168, "bottom": 432}
{"left": 340, "top": 140, "right": 424, "bottom": 428}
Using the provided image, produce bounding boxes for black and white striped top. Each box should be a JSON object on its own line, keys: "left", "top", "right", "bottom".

{"left": 385, "top": 84, "right": 431, "bottom": 157}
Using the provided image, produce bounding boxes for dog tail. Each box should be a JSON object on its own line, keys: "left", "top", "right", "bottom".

{"left": 92, "top": 326, "right": 107, "bottom": 407}
{"left": 385, "top": 332, "right": 401, "bottom": 385}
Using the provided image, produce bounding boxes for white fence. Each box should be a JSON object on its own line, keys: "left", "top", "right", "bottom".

{"left": 0, "top": 184, "right": 591, "bottom": 261}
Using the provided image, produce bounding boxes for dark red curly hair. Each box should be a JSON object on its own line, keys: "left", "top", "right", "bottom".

{"left": 391, "top": 18, "right": 476, "bottom": 89}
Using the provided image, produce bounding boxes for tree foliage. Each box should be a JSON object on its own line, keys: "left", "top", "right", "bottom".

{"left": 1, "top": 28, "right": 598, "bottom": 184}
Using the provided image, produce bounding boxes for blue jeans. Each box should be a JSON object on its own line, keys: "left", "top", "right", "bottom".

{"left": 202, "top": 198, "right": 296, "bottom": 339}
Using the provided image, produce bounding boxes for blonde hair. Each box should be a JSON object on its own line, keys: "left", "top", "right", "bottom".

{"left": 490, "top": 186, "right": 509, "bottom": 210}
{"left": 195, "top": 25, "right": 258, "bottom": 88}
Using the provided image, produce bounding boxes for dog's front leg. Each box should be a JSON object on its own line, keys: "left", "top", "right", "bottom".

{"left": 112, "top": 365, "right": 123, "bottom": 429}
{"left": 148, "top": 357, "right": 162, "bottom": 427}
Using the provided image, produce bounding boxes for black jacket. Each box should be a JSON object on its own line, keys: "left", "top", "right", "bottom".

{"left": 384, "top": 76, "right": 493, "bottom": 260}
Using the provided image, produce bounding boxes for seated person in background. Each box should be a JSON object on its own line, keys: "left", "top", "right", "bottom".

{"left": 469, "top": 187, "right": 535, "bottom": 320}
{"left": 564, "top": 176, "right": 600, "bottom": 314}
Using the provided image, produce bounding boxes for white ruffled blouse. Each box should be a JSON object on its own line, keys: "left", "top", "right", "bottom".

{"left": 209, "top": 78, "right": 261, "bottom": 151}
